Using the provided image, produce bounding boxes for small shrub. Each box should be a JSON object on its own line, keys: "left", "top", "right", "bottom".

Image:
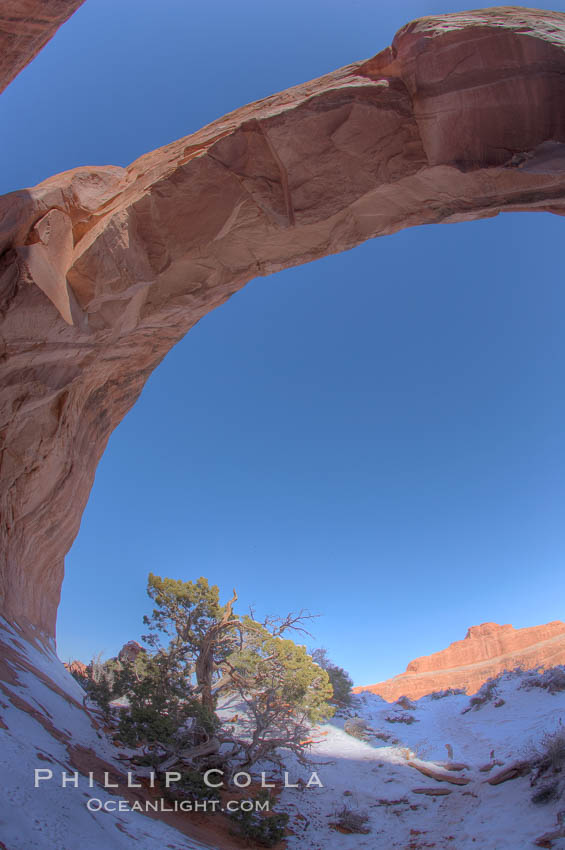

{"left": 532, "top": 783, "right": 559, "bottom": 805}
{"left": 228, "top": 791, "right": 288, "bottom": 847}
{"left": 377, "top": 797, "right": 409, "bottom": 806}
{"left": 523, "top": 668, "right": 565, "bottom": 694}
{"left": 84, "top": 676, "right": 113, "bottom": 720}
{"left": 536, "top": 729, "right": 565, "bottom": 772}
{"left": 344, "top": 717, "right": 371, "bottom": 740}
{"left": 373, "top": 730, "right": 392, "bottom": 742}
{"left": 385, "top": 713, "right": 418, "bottom": 725}
{"left": 529, "top": 728, "right": 565, "bottom": 804}
{"left": 117, "top": 693, "right": 215, "bottom": 751}
{"left": 463, "top": 678, "right": 498, "bottom": 712}
{"left": 162, "top": 769, "right": 220, "bottom": 803}
{"left": 331, "top": 805, "right": 370, "bottom": 834}
{"left": 430, "top": 688, "right": 465, "bottom": 700}
{"left": 396, "top": 696, "right": 416, "bottom": 711}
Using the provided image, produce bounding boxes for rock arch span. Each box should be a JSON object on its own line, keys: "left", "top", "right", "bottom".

{"left": 0, "top": 0, "right": 86, "bottom": 94}
{"left": 1, "top": 7, "right": 565, "bottom": 640}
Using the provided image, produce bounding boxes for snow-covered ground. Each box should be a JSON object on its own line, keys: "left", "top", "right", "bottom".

{"left": 0, "top": 618, "right": 216, "bottom": 850}
{"left": 278, "top": 674, "right": 565, "bottom": 849}
{"left": 2, "top": 617, "right": 565, "bottom": 849}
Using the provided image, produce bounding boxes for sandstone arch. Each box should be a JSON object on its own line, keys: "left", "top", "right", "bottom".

{"left": 0, "top": 0, "right": 85, "bottom": 94}
{"left": 2, "top": 7, "right": 565, "bottom": 640}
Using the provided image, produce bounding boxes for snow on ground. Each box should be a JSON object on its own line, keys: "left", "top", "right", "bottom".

{"left": 277, "top": 673, "right": 565, "bottom": 849}
{"left": 3, "top": 617, "right": 565, "bottom": 850}
{"left": 0, "top": 618, "right": 216, "bottom": 850}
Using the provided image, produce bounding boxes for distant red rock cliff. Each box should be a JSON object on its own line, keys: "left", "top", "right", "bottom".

{"left": 354, "top": 621, "right": 565, "bottom": 702}
{"left": 64, "top": 659, "right": 88, "bottom": 678}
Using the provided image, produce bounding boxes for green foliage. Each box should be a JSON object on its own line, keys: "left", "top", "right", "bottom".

{"left": 86, "top": 574, "right": 336, "bottom": 772}
{"left": 226, "top": 622, "right": 333, "bottom": 765}
{"left": 144, "top": 574, "right": 227, "bottom": 648}
{"left": 311, "top": 648, "right": 353, "bottom": 705}
{"left": 163, "top": 768, "right": 221, "bottom": 803}
{"left": 143, "top": 574, "right": 240, "bottom": 713}
{"left": 228, "top": 791, "right": 289, "bottom": 847}
{"left": 80, "top": 650, "right": 151, "bottom": 722}
{"left": 140, "top": 575, "right": 334, "bottom": 766}
{"left": 84, "top": 675, "right": 113, "bottom": 719}
{"left": 116, "top": 652, "right": 218, "bottom": 750}
{"left": 234, "top": 622, "right": 334, "bottom": 725}
{"left": 326, "top": 666, "right": 354, "bottom": 705}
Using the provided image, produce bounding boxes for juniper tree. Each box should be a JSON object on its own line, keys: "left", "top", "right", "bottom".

{"left": 143, "top": 574, "right": 240, "bottom": 713}
{"left": 225, "top": 619, "right": 334, "bottom": 766}
{"left": 106, "top": 573, "right": 334, "bottom": 771}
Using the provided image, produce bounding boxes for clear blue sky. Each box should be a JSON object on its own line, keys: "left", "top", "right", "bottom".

{"left": 1, "top": 1, "right": 564, "bottom": 685}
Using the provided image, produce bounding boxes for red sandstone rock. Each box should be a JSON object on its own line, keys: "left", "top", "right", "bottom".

{"left": 407, "top": 760, "right": 470, "bottom": 785}
{"left": 117, "top": 641, "right": 145, "bottom": 663}
{"left": 2, "top": 9, "right": 565, "bottom": 639}
{"left": 63, "top": 659, "right": 87, "bottom": 677}
{"left": 0, "top": 0, "right": 85, "bottom": 94}
{"left": 63, "top": 642, "right": 144, "bottom": 675}
{"left": 354, "top": 621, "right": 565, "bottom": 701}
{"left": 487, "top": 761, "right": 532, "bottom": 785}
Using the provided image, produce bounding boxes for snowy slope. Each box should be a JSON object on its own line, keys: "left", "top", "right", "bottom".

{"left": 3, "top": 616, "right": 565, "bottom": 850}
{"left": 278, "top": 673, "right": 565, "bottom": 849}
{"left": 0, "top": 618, "right": 216, "bottom": 850}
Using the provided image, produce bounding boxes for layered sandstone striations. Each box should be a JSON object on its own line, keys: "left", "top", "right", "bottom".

{"left": 0, "top": 0, "right": 85, "bottom": 93}
{"left": 354, "top": 621, "right": 565, "bottom": 701}
{"left": 2, "top": 9, "right": 565, "bottom": 638}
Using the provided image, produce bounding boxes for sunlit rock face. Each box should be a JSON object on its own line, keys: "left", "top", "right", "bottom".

{"left": 354, "top": 621, "right": 565, "bottom": 701}
{"left": 2, "top": 8, "right": 565, "bottom": 639}
{"left": 0, "top": 0, "right": 85, "bottom": 93}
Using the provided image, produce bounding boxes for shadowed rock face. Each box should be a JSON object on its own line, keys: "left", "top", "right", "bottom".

{"left": 2, "top": 8, "right": 565, "bottom": 639}
{"left": 0, "top": 0, "right": 85, "bottom": 94}
{"left": 354, "top": 621, "right": 565, "bottom": 700}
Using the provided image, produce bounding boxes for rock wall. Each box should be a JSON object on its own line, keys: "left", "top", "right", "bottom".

{"left": 354, "top": 621, "right": 565, "bottom": 701}
{"left": 2, "top": 8, "right": 565, "bottom": 639}
{"left": 0, "top": 0, "right": 85, "bottom": 93}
